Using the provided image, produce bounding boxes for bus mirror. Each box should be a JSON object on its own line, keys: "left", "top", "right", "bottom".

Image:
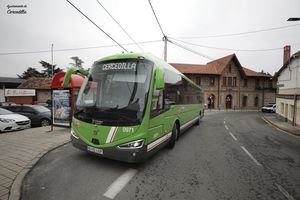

{"left": 155, "top": 68, "right": 165, "bottom": 90}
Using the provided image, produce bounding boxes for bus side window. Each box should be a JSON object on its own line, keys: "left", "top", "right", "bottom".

{"left": 150, "top": 88, "right": 163, "bottom": 117}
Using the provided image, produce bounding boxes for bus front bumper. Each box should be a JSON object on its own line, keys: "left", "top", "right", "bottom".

{"left": 70, "top": 135, "right": 147, "bottom": 163}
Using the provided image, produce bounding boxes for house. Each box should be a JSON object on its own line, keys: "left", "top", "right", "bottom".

{"left": 6, "top": 77, "right": 52, "bottom": 104}
{"left": 0, "top": 77, "right": 25, "bottom": 102}
{"left": 171, "top": 54, "right": 276, "bottom": 110}
{"left": 274, "top": 45, "right": 300, "bottom": 125}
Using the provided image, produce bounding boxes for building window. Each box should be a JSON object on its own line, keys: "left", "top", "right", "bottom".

{"left": 233, "top": 77, "right": 237, "bottom": 87}
{"left": 209, "top": 77, "right": 215, "bottom": 86}
{"left": 255, "top": 79, "right": 260, "bottom": 88}
{"left": 244, "top": 79, "right": 248, "bottom": 87}
{"left": 254, "top": 96, "right": 259, "bottom": 107}
{"left": 280, "top": 103, "right": 284, "bottom": 115}
{"left": 196, "top": 76, "right": 201, "bottom": 86}
{"left": 229, "top": 65, "right": 232, "bottom": 73}
{"left": 242, "top": 96, "right": 247, "bottom": 107}
{"left": 228, "top": 77, "right": 232, "bottom": 86}
{"left": 268, "top": 80, "right": 273, "bottom": 88}
{"left": 223, "top": 77, "right": 227, "bottom": 86}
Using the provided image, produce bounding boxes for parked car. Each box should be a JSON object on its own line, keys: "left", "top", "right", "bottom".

{"left": 2, "top": 105, "right": 51, "bottom": 127}
{"left": 0, "top": 102, "right": 17, "bottom": 106}
{"left": 38, "top": 103, "right": 52, "bottom": 110}
{"left": 261, "top": 104, "right": 276, "bottom": 113}
{"left": 0, "top": 108, "right": 30, "bottom": 132}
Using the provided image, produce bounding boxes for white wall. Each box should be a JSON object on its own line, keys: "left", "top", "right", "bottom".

{"left": 277, "top": 57, "right": 300, "bottom": 94}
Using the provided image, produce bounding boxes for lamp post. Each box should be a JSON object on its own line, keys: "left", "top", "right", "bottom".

{"left": 287, "top": 18, "right": 300, "bottom": 21}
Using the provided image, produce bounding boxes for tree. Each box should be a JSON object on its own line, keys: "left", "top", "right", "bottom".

{"left": 17, "top": 67, "right": 44, "bottom": 79}
{"left": 40, "top": 60, "right": 62, "bottom": 77}
{"left": 70, "top": 56, "right": 84, "bottom": 68}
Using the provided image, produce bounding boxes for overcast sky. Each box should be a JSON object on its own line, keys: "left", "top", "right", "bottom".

{"left": 0, "top": 0, "right": 299, "bottom": 77}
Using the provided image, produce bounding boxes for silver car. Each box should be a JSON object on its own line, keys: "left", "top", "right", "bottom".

{"left": 0, "top": 108, "right": 31, "bottom": 132}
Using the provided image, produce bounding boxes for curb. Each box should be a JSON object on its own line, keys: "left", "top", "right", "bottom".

{"left": 8, "top": 139, "right": 71, "bottom": 200}
{"left": 262, "top": 116, "right": 300, "bottom": 138}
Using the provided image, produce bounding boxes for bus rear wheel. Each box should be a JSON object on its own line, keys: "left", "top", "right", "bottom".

{"left": 167, "top": 124, "right": 178, "bottom": 149}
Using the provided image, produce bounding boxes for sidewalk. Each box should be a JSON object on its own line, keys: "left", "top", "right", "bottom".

{"left": 0, "top": 126, "right": 70, "bottom": 200}
{"left": 204, "top": 109, "right": 259, "bottom": 115}
{"left": 262, "top": 115, "right": 300, "bottom": 137}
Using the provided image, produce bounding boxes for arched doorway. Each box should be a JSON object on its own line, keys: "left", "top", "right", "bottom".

{"left": 226, "top": 94, "right": 232, "bottom": 109}
{"left": 207, "top": 94, "right": 215, "bottom": 109}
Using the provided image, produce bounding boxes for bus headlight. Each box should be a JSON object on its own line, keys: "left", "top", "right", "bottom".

{"left": 117, "top": 139, "right": 144, "bottom": 149}
{"left": 71, "top": 129, "right": 79, "bottom": 139}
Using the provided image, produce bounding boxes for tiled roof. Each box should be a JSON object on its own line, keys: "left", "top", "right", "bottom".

{"left": 207, "top": 54, "right": 235, "bottom": 73}
{"left": 242, "top": 67, "right": 271, "bottom": 77}
{"left": 171, "top": 54, "right": 271, "bottom": 78}
{"left": 170, "top": 63, "right": 219, "bottom": 75}
{"left": 17, "top": 77, "right": 52, "bottom": 89}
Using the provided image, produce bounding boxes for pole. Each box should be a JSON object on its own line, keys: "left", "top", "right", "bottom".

{"left": 50, "top": 43, "right": 54, "bottom": 132}
{"left": 51, "top": 44, "right": 54, "bottom": 77}
{"left": 163, "top": 36, "right": 167, "bottom": 62}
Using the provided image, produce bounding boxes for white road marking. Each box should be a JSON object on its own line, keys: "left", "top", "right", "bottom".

{"left": 103, "top": 168, "right": 138, "bottom": 199}
{"left": 229, "top": 132, "right": 237, "bottom": 141}
{"left": 276, "top": 183, "right": 295, "bottom": 200}
{"left": 240, "top": 146, "right": 261, "bottom": 166}
{"left": 223, "top": 120, "right": 226, "bottom": 124}
{"left": 224, "top": 125, "right": 229, "bottom": 130}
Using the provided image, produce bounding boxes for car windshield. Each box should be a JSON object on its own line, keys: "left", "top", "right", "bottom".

{"left": 265, "top": 105, "right": 274, "bottom": 107}
{"left": 0, "top": 108, "right": 13, "bottom": 115}
{"left": 75, "top": 59, "right": 153, "bottom": 125}
{"left": 33, "top": 105, "right": 50, "bottom": 113}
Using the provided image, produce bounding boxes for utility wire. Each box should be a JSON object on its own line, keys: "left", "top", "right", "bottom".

{"left": 168, "top": 39, "right": 214, "bottom": 61}
{"left": 95, "top": 0, "right": 144, "bottom": 52}
{"left": 0, "top": 40, "right": 161, "bottom": 56}
{"left": 66, "top": 0, "right": 128, "bottom": 52}
{"left": 168, "top": 39, "right": 239, "bottom": 73}
{"left": 170, "top": 37, "right": 283, "bottom": 52}
{"left": 148, "top": 0, "right": 166, "bottom": 37}
{"left": 174, "top": 23, "right": 300, "bottom": 39}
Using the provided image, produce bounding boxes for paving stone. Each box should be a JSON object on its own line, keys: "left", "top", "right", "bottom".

{"left": 0, "top": 127, "right": 70, "bottom": 200}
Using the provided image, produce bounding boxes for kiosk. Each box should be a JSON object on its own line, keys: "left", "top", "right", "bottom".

{"left": 51, "top": 72, "right": 84, "bottom": 127}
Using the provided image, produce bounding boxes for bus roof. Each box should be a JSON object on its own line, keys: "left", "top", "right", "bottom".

{"left": 96, "top": 52, "right": 201, "bottom": 90}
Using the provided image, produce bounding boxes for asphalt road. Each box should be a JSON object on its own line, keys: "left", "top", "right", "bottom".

{"left": 21, "top": 112, "right": 300, "bottom": 200}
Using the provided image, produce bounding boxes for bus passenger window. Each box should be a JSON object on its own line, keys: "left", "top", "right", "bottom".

{"left": 151, "top": 88, "right": 163, "bottom": 117}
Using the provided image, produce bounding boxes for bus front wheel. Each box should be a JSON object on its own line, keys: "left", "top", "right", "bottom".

{"left": 167, "top": 124, "right": 178, "bottom": 149}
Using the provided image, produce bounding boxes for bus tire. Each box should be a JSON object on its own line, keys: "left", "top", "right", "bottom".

{"left": 167, "top": 124, "right": 178, "bottom": 149}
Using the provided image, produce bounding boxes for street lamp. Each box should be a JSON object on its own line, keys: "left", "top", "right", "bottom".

{"left": 287, "top": 18, "right": 300, "bottom": 21}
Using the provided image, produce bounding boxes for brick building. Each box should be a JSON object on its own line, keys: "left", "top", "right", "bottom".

{"left": 171, "top": 54, "right": 276, "bottom": 110}
{"left": 6, "top": 77, "right": 52, "bottom": 104}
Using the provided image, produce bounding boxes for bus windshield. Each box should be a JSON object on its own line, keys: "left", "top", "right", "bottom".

{"left": 75, "top": 59, "right": 153, "bottom": 126}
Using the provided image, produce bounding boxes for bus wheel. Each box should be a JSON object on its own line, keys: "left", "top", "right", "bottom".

{"left": 167, "top": 124, "right": 178, "bottom": 149}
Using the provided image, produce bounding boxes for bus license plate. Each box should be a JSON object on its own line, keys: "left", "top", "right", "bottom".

{"left": 87, "top": 146, "right": 103, "bottom": 155}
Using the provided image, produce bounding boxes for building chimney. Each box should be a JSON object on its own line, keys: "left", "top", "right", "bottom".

{"left": 283, "top": 45, "right": 291, "bottom": 65}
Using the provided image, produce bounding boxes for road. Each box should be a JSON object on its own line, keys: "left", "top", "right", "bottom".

{"left": 21, "top": 112, "right": 300, "bottom": 200}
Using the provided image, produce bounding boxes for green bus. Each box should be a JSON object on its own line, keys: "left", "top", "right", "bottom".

{"left": 70, "top": 53, "right": 204, "bottom": 162}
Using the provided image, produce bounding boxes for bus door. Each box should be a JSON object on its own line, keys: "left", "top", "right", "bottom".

{"left": 148, "top": 88, "right": 164, "bottom": 145}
